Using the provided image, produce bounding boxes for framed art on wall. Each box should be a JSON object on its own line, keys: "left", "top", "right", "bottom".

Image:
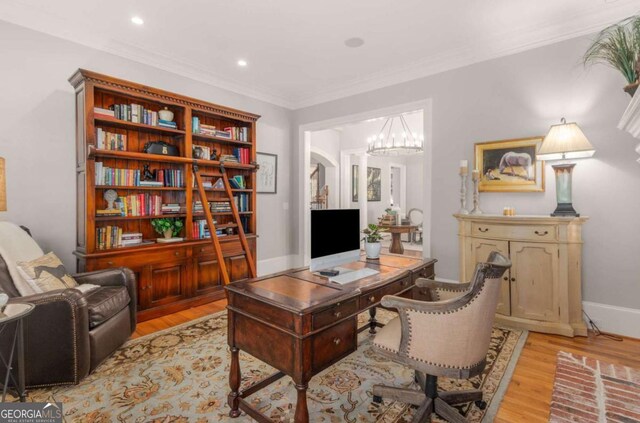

{"left": 257, "top": 152, "right": 277, "bottom": 194}
{"left": 367, "top": 167, "right": 382, "bottom": 201}
{"left": 475, "top": 137, "right": 545, "bottom": 192}
{"left": 352, "top": 164, "right": 359, "bottom": 202}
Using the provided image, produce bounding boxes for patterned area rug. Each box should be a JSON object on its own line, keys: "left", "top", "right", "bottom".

{"left": 26, "top": 310, "right": 526, "bottom": 422}
{"left": 550, "top": 351, "right": 640, "bottom": 423}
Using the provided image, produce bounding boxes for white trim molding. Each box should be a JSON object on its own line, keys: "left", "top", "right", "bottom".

{"left": 257, "top": 255, "right": 298, "bottom": 277}
{"left": 583, "top": 301, "right": 640, "bottom": 339}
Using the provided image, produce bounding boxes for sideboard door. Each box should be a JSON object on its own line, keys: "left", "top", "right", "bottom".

{"left": 510, "top": 242, "right": 559, "bottom": 322}
{"left": 470, "top": 238, "right": 510, "bottom": 316}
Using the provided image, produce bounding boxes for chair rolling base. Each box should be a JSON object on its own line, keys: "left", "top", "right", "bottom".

{"left": 373, "top": 374, "right": 484, "bottom": 423}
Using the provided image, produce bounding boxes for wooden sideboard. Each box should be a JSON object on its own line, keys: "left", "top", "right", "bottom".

{"left": 456, "top": 214, "right": 588, "bottom": 337}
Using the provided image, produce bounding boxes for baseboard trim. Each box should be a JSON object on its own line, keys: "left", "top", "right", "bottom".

{"left": 257, "top": 255, "right": 297, "bottom": 277}
{"left": 582, "top": 301, "right": 640, "bottom": 339}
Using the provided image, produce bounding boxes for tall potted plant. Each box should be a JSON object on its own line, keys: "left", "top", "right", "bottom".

{"left": 584, "top": 15, "right": 640, "bottom": 96}
{"left": 362, "top": 223, "right": 387, "bottom": 259}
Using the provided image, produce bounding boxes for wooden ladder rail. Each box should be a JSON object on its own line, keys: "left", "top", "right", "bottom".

{"left": 220, "top": 162, "right": 257, "bottom": 279}
{"left": 192, "top": 162, "right": 257, "bottom": 283}
{"left": 192, "top": 163, "right": 230, "bottom": 285}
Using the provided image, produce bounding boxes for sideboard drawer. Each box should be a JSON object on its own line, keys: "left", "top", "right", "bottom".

{"left": 311, "top": 318, "right": 357, "bottom": 372}
{"left": 472, "top": 223, "right": 556, "bottom": 241}
{"left": 312, "top": 298, "right": 358, "bottom": 330}
{"left": 94, "top": 248, "right": 187, "bottom": 269}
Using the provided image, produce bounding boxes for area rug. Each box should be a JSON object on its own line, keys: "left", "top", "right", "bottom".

{"left": 550, "top": 351, "right": 640, "bottom": 423}
{"left": 25, "top": 310, "right": 527, "bottom": 422}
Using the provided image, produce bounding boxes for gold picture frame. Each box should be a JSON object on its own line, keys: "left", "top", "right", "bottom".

{"left": 475, "top": 137, "right": 545, "bottom": 192}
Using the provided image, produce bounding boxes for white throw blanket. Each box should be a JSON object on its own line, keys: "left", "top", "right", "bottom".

{"left": 0, "top": 222, "right": 98, "bottom": 296}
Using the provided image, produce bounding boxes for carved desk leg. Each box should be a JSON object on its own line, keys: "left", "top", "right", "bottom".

{"left": 369, "top": 307, "right": 378, "bottom": 334}
{"left": 228, "top": 346, "right": 241, "bottom": 418}
{"left": 294, "top": 383, "right": 309, "bottom": 422}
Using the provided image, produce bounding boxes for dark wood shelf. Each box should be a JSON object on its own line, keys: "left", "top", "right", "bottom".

{"left": 95, "top": 213, "right": 187, "bottom": 221}
{"left": 96, "top": 185, "right": 184, "bottom": 191}
{"left": 95, "top": 116, "right": 185, "bottom": 135}
{"left": 192, "top": 133, "right": 252, "bottom": 146}
{"left": 193, "top": 211, "right": 253, "bottom": 217}
{"left": 81, "top": 234, "right": 257, "bottom": 255}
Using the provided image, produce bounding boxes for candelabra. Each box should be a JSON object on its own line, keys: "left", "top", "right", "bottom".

{"left": 458, "top": 169, "right": 469, "bottom": 214}
{"left": 470, "top": 169, "right": 483, "bottom": 215}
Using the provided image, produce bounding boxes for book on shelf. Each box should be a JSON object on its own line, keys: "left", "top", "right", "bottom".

{"left": 157, "top": 237, "right": 184, "bottom": 243}
{"left": 220, "top": 154, "right": 238, "bottom": 163}
{"left": 195, "top": 123, "right": 218, "bottom": 137}
{"left": 214, "top": 130, "right": 232, "bottom": 139}
{"left": 192, "top": 117, "right": 200, "bottom": 134}
{"left": 96, "top": 128, "right": 127, "bottom": 151}
{"left": 114, "top": 194, "right": 163, "bottom": 217}
{"left": 161, "top": 203, "right": 185, "bottom": 214}
{"left": 155, "top": 169, "right": 184, "bottom": 188}
{"left": 228, "top": 175, "right": 246, "bottom": 189}
{"left": 234, "top": 193, "right": 250, "bottom": 212}
{"left": 158, "top": 119, "right": 177, "bottom": 129}
{"left": 224, "top": 126, "right": 249, "bottom": 142}
{"left": 94, "top": 107, "right": 115, "bottom": 118}
{"left": 95, "top": 163, "right": 184, "bottom": 188}
{"left": 121, "top": 232, "right": 143, "bottom": 247}
{"left": 108, "top": 104, "right": 161, "bottom": 127}
{"left": 96, "top": 209, "right": 123, "bottom": 216}
{"left": 96, "top": 225, "right": 123, "bottom": 250}
{"left": 211, "top": 201, "right": 232, "bottom": 212}
{"left": 232, "top": 147, "right": 251, "bottom": 164}
{"left": 139, "top": 180, "right": 164, "bottom": 187}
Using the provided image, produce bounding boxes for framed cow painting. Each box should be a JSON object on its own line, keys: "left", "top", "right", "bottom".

{"left": 474, "top": 137, "right": 545, "bottom": 192}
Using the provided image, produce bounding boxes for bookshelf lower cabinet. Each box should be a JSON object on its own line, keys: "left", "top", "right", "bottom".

{"left": 77, "top": 237, "right": 256, "bottom": 321}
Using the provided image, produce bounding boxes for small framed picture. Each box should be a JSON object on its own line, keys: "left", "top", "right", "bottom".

{"left": 475, "top": 137, "right": 545, "bottom": 192}
{"left": 352, "top": 164, "right": 359, "bottom": 202}
{"left": 367, "top": 167, "right": 382, "bottom": 201}
{"left": 256, "top": 152, "right": 277, "bottom": 194}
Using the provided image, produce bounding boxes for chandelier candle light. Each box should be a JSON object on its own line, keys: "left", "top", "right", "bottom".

{"left": 470, "top": 169, "right": 483, "bottom": 215}
{"left": 367, "top": 114, "right": 424, "bottom": 156}
{"left": 459, "top": 160, "right": 469, "bottom": 214}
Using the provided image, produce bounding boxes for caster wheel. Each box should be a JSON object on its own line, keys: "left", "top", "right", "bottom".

{"left": 373, "top": 395, "right": 383, "bottom": 404}
{"left": 475, "top": 400, "right": 487, "bottom": 410}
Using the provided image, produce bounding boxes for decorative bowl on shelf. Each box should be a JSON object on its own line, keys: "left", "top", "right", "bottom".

{"left": 159, "top": 107, "right": 174, "bottom": 122}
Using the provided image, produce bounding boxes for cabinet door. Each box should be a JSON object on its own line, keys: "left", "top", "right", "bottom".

{"left": 470, "top": 238, "right": 510, "bottom": 316}
{"left": 227, "top": 255, "right": 249, "bottom": 281}
{"left": 146, "top": 260, "right": 189, "bottom": 309}
{"left": 195, "top": 255, "right": 224, "bottom": 295}
{"left": 510, "top": 242, "right": 559, "bottom": 322}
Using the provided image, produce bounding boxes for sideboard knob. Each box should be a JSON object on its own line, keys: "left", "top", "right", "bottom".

{"left": 333, "top": 338, "right": 341, "bottom": 345}
{"left": 369, "top": 295, "right": 376, "bottom": 303}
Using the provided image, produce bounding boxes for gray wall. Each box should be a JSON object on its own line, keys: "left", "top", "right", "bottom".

{"left": 0, "top": 21, "right": 294, "bottom": 271}
{"left": 294, "top": 36, "right": 640, "bottom": 310}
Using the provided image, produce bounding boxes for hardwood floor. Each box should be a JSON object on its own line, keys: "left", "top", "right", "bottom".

{"left": 134, "top": 300, "right": 640, "bottom": 421}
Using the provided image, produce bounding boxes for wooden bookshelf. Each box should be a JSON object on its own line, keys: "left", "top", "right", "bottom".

{"left": 70, "top": 69, "right": 259, "bottom": 321}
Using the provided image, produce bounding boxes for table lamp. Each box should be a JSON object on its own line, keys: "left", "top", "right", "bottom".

{"left": 537, "top": 118, "right": 595, "bottom": 217}
{"left": 0, "top": 157, "right": 6, "bottom": 212}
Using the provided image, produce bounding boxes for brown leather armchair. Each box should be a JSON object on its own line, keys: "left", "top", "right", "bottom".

{"left": 0, "top": 227, "right": 136, "bottom": 389}
{"left": 371, "top": 252, "right": 511, "bottom": 423}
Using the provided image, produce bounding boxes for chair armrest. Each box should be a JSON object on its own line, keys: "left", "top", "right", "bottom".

{"left": 73, "top": 267, "right": 137, "bottom": 332}
{"left": 8, "top": 289, "right": 91, "bottom": 386}
{"left": 381, "top": 294, "right": 464, "bottom": 314}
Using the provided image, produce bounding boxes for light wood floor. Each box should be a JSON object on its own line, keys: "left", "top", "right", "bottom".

{"left": 134, "top": 300, "right": 640, "bottom": 422}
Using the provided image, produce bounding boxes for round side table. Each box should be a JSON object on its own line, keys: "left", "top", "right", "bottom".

{"left": 0, "top": 302, "right": 34, "bottom": 402}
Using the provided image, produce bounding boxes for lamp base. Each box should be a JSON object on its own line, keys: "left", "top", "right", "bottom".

{"left": 551, "top": 203, "right": 579, "bottom": 217}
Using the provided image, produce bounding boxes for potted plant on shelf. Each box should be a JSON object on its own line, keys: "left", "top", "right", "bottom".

{"left": 362, "top": 223, "right": 388, "bottom": 259}
{"left": 151, "top": 217, "right": 184, "bottom": 240}
{"left": 584, "top": 15, "right": 640, "bottom": 96}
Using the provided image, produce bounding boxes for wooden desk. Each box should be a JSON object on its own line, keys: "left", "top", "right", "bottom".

{"left": 379, "top": 224, "right": 418, "bottom": 254}
{"left": 225, "top": 253, "right": 436, "bottom": 422}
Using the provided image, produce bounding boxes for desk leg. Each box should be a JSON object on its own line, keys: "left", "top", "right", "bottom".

{"left": 228, "top": 347, "right": 241, "bottom": 418}
{"left": 390, "top": 233, "right": 404, "bottom": 254}
{"left": 294, "top": 383, "right": 309, "bottom": 423}
{"left": 369, "top": 307, "right": 377, "bottom": 334}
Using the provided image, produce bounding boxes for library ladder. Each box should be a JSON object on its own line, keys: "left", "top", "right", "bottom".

{"left": 192, "top": 162, "right": 257, "bottom": 285}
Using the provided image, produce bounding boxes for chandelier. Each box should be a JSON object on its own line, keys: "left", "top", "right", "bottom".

{"left": 367, "top": 114, "right": 424, "bottom": 156}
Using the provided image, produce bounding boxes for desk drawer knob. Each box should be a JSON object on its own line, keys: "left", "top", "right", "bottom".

{"left": 175, "top": 251, "right": 180, "bottom": 256}
{"left": 369, "top": 295, "right": 376, "bottom": 303}
{"left": 333, "top": 338, "right": 341, "bottom": 346}
{"left": 333, "top": 311, "right": 342, "bottom": 318}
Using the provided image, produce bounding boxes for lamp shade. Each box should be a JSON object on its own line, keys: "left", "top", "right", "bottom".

{"left": 538, "top": 118, "right": 595, "bottom": 161}
{"left": 0, "top": 157, "right": 6, "bottom": 211}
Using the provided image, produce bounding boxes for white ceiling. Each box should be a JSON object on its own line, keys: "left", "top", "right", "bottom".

{"left": 2, "top": 0, "right": 640, "bottom": 109}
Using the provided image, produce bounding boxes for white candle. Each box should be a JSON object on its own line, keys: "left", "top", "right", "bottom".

{"left": 460, "top": 160, "right": 468, "bottom": 168}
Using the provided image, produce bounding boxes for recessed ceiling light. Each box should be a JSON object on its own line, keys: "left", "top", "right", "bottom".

{"left": 131, "top": 16, "right": 144, "bottom": 25}
{"left": 345, "top": 37, "right": 365, "bottom": 48}
{"left": 237, "top": 59, "right": 248, "bottom": 67}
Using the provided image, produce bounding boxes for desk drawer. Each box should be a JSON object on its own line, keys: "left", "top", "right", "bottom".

{"left": 312, "top": 299, "right": 358, "bottom": 330}
{"left": 94, "top": 248, "right": 187, "bottom": 269}
{"left": 359, "top": 275, "right": 412, "bottom": 309}
{"left": 311, "top": 318, "right": 357, "bottom": 372}
{"left": 472, "top": 223, "right": 556, "bottom": 241}
{"left": 413, "top": 264, "right": 435, "bottom": 282}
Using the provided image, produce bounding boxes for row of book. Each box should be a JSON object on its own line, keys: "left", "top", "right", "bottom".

{"left": 96, "top": 128, "right": 127, "bottom": 151}
{"left": 94, "top": 105, "right": 177, "bottom": 129}
{"left": 117, "top": 194, "right": 163, "bottom": 217}
{"left": 95, "top": 163, "right": 184, "bottom": 187}
{"left": 191, "top": 117, "right": 249, "bottom": 141}
{"left": 225, "top": 127, "right": 249, "bottom": 142}
{"left": 96, "top": 226, "right": 123, "bottom": 250}
{"left": 234, "top": 193, "right": 250, "bottom": 212}
{"left": 232, "top": 148, "right": 251, "bottom": 164}
{"left": 191, "top": 220, "right": 229, "bottom": 239}
{"left": 211, "top": 201, "right": 232, "bottom": 212}
{"left": 228, "top": 175, "right": 246, "bottom": 189}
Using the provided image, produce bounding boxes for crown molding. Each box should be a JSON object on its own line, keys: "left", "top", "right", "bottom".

{"left": 2, "top": 1, "right": 639, "bottom": 110}
{"left": 291, "top": 1, "right": 640, "bottom": 109}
